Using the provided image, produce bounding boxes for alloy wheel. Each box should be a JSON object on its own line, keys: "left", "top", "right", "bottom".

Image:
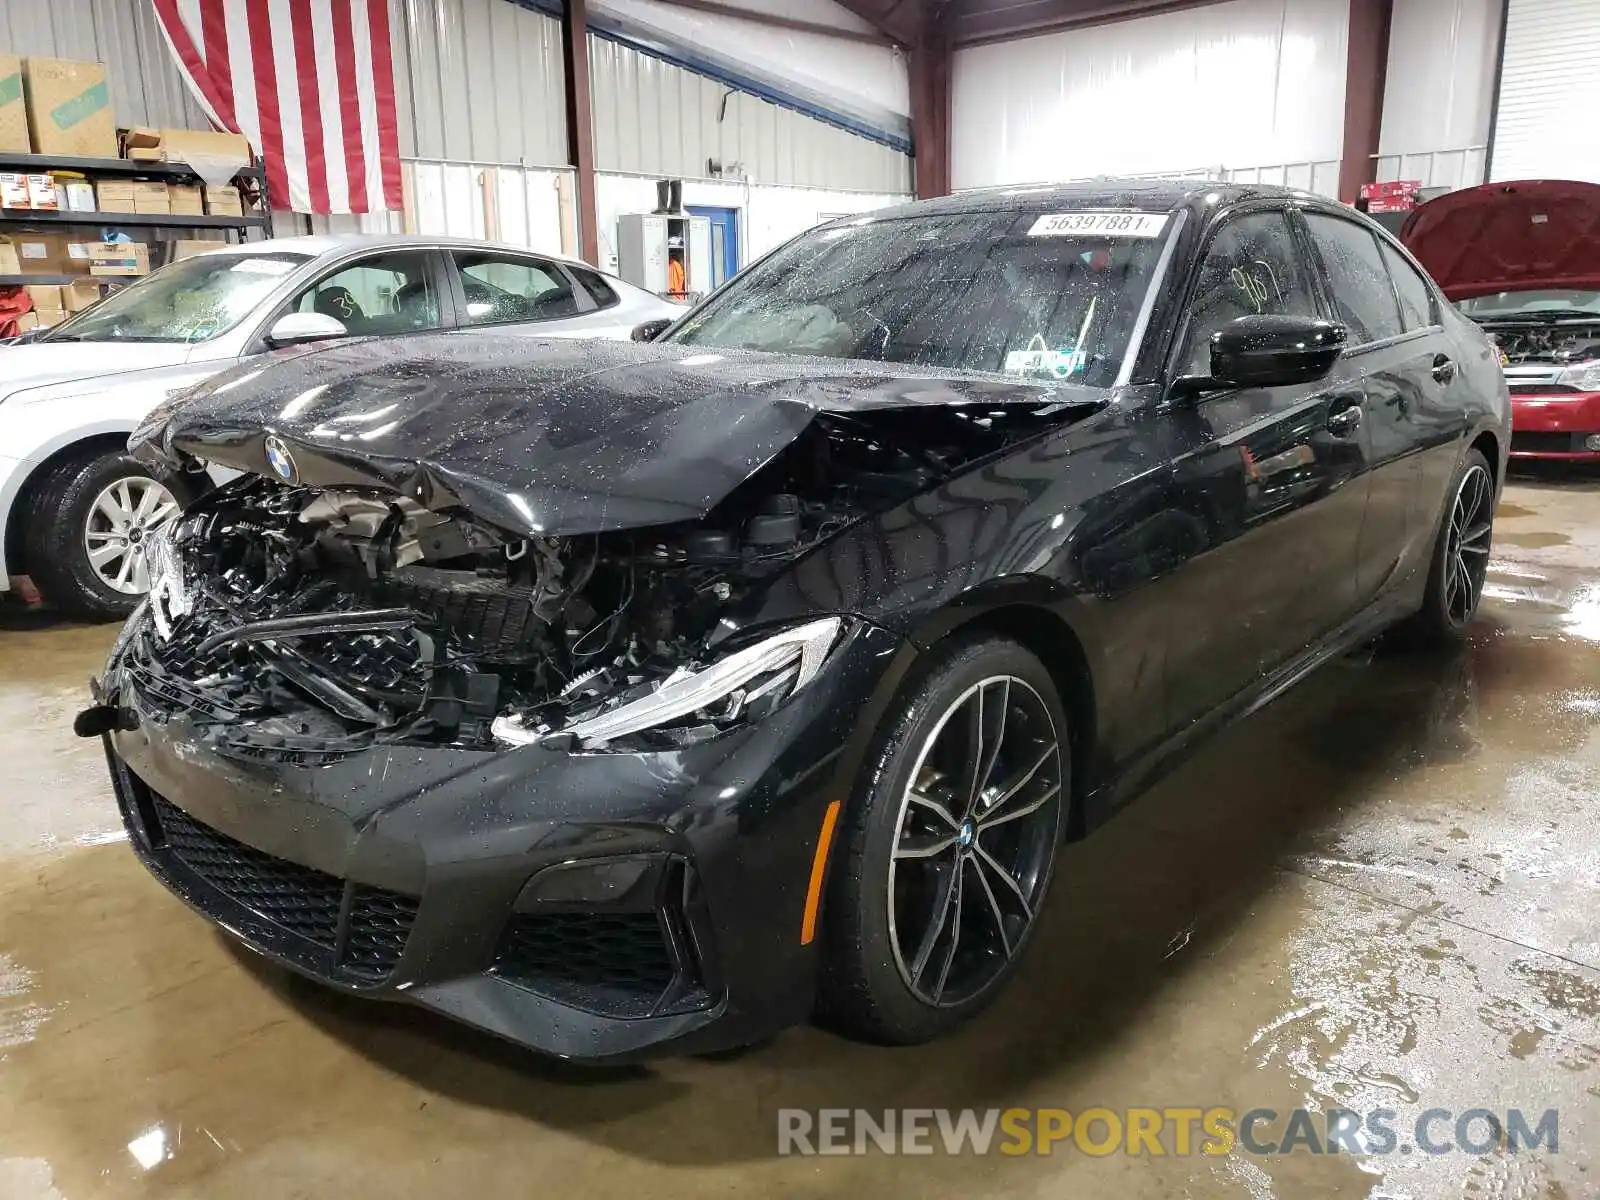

{"left": 84, "top": 477, "right": 181, "bottom": 595}
{"left": 887, "top": 675, "right": 1063, "bottom": 1008}
{"left": 1445, "top": 463, "right": 1494, "bottom": 626}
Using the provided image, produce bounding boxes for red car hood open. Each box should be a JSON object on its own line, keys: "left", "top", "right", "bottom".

{"left": 1400, "top": 179, "right": 1600, "bottom": 302}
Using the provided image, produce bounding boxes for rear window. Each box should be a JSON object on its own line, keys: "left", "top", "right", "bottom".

{"left": 570, "top": 266, "right": 620, "bottom": 310}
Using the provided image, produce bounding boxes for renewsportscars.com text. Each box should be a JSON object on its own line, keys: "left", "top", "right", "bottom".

{"left": 776, "top": 1107, "right": 1560, "bottom": 1157}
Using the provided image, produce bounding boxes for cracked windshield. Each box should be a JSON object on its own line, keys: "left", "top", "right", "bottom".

{"left": 667, "top": 209, "right": 1170, "bottom": 387}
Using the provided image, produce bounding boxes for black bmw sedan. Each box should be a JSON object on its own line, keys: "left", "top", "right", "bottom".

{"left": 81, "top": 181, "right": 1509, "bottom": 1061}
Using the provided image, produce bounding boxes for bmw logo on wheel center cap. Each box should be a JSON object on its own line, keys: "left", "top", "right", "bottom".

{"left": 263, "top": 435, "right": 297, "bottom": 484}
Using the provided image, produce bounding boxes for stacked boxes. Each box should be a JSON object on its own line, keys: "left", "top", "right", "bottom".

{"left": 22, "top": 58, "right": 116, "bottom": 158}
{"left": 0, "top": 55, "right": 28, "bottom": 153}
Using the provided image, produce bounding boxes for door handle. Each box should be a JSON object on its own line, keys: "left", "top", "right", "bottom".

{"left": 1432, "top": 354, "right": 1456, "bottom": 384}
{"left": 1326, "top": 399, "right": 1363, "bottom": 438}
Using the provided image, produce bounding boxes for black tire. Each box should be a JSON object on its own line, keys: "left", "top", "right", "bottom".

{"left": 817, "top": 634, "right": 1069, "bottom": 1045}
{"left": 21, "top": 449, "right": 194, "bottom": 622}
{"left": 1399, "top": 447, "right": 1496, "bottom": 646}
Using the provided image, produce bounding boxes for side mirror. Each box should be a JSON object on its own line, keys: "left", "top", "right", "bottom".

{"left": 1172, "top": 315, "right": 1346, "bottom": 398}
{"left": 631, "top": 318, "right": 672, "bottom": 343}
{"left": 266, "top": 311, "right": 348, "bottom": 347}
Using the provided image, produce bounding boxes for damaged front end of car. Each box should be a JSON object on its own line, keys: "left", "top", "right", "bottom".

{"left": 117, "top": 399, "right": 1075, "bottom": 765}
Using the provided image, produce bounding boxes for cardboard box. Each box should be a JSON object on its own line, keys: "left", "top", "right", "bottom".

{"left": 59, "top": 179, "right": 95, "bottom": 211}
{"left": 14, "top": 311, "right": 39, "bottom": 334}
{"left": 131, "top": 180, "right": 170, "bottom": 215}
{"left": 168, "top": 183, "right": 204, "bottom": 215}
{"left": 95, "top": 179, "right": 135, "bottom": 213}
{"left": 0, "top": 54, "right": 29, "bottom": 153}
{"left": 205, "top": 185, "right": 244, "bottom": 216}
{"left": 171, "top": 238, "right": 224, "bottom": 261}
{"left": 0, "top": 241, "right": 19, "bottom": 274}
{"left": 11, "top": 233, "right": 91, "bottom": 275}
{"left": 24, "top": 284, "right": 63, "bottom": 309}
{"left": 23, "top": 58, "right": 116, "bottom": 158}
{"left": 124, "top": 126, "right": 250, "bottom": 173}
{"left": 1360, "top": 179, "right": 1420, "bottom": 201}
{"left": 61, "top": 280, "right": 101, "bottom": 311}
{"left": 87, "top": 241, "right": 149, "bottom": 276}
{"left": 32, "top": 306, "right": 65, "bottom": 328}
{"left": 25, "top": 173, "right": 58, "bottom": 209}
{"left": 0, "top": 172, "right": 28, "bottom": 209}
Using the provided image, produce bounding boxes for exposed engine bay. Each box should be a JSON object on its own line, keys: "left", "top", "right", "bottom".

{"left": 1480, "top": 319, "right": 1600, "bottom": 366}
{"left": 122, "top": 405, "right": 1065, "bottom": 762}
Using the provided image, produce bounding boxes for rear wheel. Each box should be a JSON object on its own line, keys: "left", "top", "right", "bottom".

{"left": 1400, "top": 447, "right": 1495, "bottom": 645}
{"left": 818, "top": 635, "right": 1067, "bottom": 1044}
{"left": 22, "top": 449, "right": 192, "bottom": 622}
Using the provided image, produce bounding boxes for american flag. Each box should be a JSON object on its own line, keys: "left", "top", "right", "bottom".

{"left": 151, "top": 0, "right": 403, "bottom": 215}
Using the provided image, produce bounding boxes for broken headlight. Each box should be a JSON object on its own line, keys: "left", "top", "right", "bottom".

{"left": 491, "top": 616, "right": 843, "bottom": 750}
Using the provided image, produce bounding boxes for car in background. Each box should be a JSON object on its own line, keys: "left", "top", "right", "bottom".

{"left": 1403, "top": 179, "right": 1600, "bottom": 463}
{"left": 0, "top": 234, "right": 678, "bottom": 620}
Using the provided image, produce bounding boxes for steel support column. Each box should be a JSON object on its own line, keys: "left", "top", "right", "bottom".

{"left": 562, "top": 0, "right": 600, "bottom": 265}
{"left": 1338, "top": 0, "right": 1394, "bottom": 204}
{"left": 909, "top": 12, "right": 953, "bottom": 199}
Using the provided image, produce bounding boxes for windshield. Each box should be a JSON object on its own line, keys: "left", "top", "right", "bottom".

{"left": 663, "top": 210, "right": 1173, "bottom": 388}
{"left": 1458, "top": 289, "right": 1600, "bottom": 319}
{"left": 45, "top": 252, "right": 312, "bottom": 344}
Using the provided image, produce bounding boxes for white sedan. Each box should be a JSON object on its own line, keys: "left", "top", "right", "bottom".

{"left": 0, "top": 234, "right": 680, "bottom": 619}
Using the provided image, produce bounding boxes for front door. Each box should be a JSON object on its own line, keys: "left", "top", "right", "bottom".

{"left": 1157, "top": 206, "right": 1371, "bottom": 729}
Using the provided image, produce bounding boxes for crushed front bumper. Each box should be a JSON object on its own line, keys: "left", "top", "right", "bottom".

{"left": 98, "top": 617, "right": 905, "bottom": 1062}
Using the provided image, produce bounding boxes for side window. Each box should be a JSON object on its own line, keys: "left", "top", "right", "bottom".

{"left": 293, "top": 252, "right": 441, "bottom": 336}
{"left": 453, "top": 253, "right": 581, "bottom": 326}
{"left": 1179, "top": 210, "right": 1320, "bottom": 375}
{"left": 1379, "top": 240, "right": 1437, "bottom": 331}
{"left": 1303, "top": 214, "right": 1404, "bottom": 344}
{"left": 569, "top": 266, "right": 621, "bottom": 311}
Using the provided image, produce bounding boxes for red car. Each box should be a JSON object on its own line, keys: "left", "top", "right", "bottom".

{"left": 1404, "top": 179, "right": 1600, "bottom": 462}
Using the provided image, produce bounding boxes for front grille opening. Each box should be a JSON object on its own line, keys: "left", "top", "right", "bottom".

{"left": 154, "top": 794, "right": 345, "bottom": 948}
{"left": 1512, "top": 431, "right": 1585, "bottom": 454}
{"left": 130, "top": 773, "right": 419, "bottom": 983}
{"left": 343, "top": 887, "right": 422, "bottom": 981}
{"left": 492, "top": 859, "right": 713, "bottom": 1019}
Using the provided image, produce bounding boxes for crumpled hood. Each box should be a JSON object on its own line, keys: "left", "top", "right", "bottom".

{"left": 1401, "top": 179, "right": 1600, "bottom": 301}
{"left": 132, "top": 331, "right": 1096, "bottom": 537}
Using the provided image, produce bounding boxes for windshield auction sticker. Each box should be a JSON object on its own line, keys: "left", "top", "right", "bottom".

{"left": 1028, "top": 211, "right": 1168, "bottom": 238}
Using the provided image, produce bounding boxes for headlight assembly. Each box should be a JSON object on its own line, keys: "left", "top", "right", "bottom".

{"left": 491, "top": 616, "right": 843, "bottom": 750}
{"left": 1556, "top": 360, "right": 1600, "bottom": 391}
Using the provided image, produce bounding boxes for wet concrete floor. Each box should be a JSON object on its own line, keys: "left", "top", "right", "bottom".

{"left": 1, "top": 474, "right": 1598, "bottom": 1198}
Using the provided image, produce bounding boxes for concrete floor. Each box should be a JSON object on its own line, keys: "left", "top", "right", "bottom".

{"left": 2, "top": 476, "right": 1598, "bottom": 1199}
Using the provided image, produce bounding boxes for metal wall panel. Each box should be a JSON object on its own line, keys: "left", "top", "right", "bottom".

{"left": 589, "top": 36, "right": 912, "bottom": 194}
{"left": 1378, "top": 0, "right": 1500, "bottom": 182}
{"left": 396, "top": 0, "right": 568, "bottom": 168}
{"left": 951, "top": 0, "right": 1351, "bottom": 190}
{"left": 0, "top": 0, "right": 209, "bottom": 130}
{"left": 1490, "top": 0, "right": 1600, "bottom": 182}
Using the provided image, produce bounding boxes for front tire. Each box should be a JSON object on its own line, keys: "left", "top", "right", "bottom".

{"left": 1400, "top": 447, "right": 1495, "bottom": 645}
{"left": 818, "top": 635, "right": 1068, "bottom": 1045}
{"left": 22, "top": 450, "right": 191, "bottom": 622}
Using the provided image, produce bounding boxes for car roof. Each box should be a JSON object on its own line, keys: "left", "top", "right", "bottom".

{"left": 194, "top": 233, "right": 615, "bottom": 275}
{"left": 854, "top": 178, "right": 1336, "bottom": 224}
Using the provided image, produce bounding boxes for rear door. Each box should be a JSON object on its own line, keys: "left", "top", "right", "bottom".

{"left": 1159, "top": 205, "right": 1371, "bottom": 729}
{"left": 1300, "top": 211, "right": 1463, "bottom": 605}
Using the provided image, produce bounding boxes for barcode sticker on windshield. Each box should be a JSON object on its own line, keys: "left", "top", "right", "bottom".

{"left": 230, "top": 258, "right": 296, "bottom": 276}
{"left": 1028, "top": 211, "right": 1168, "bottom": 239}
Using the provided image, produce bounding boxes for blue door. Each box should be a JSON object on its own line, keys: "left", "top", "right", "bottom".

{"left": 687, "top": 205, "right": 739, "bottom": 287}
